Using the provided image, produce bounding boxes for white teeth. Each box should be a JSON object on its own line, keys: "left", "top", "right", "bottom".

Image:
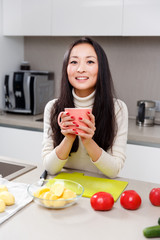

{"left": 76, "top": 77, "right": 88, "bottom": 80}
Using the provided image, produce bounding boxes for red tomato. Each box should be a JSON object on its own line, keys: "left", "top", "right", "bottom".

{"left": 120, "top": 190, "right": 142, "bottom": 210}
{"left": 149, "top": 188, "right": 160, "bottom": 206}
{"left": 90, "top": 192, "right": 114, "bottom": 211}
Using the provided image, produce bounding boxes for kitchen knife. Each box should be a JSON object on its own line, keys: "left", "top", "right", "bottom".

{"left": 38, "top": 170, "right": 47, "bottom": 186}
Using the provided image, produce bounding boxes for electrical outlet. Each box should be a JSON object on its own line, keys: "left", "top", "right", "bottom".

{"left": 155, "top": 100, "right": 160, "bottom": 112}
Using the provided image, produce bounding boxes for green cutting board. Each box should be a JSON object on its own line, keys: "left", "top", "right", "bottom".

{"left": 54, "top": 172, "right": 128, "bottom": 201}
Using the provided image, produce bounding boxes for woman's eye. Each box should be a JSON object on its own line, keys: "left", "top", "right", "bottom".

{"left": 70, "top": 61, "right": 77, "bottom": 64}
{"left": 87, "top": 60, "right": 94, "bottom": 64}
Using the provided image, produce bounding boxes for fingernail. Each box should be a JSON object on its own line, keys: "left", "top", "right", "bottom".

{"left": 73, "top": 129, "right": 76, "bottom": 131}
{"left": 76, "top": 124, "right": 79, "bottom": 127}
{"left": 75, "top": 132, "right": 78, "bottom": 134}
{"left": 66, "top": 112, "right": 70, "bottom": 116}
{"left": 73, "top": 121, "right": 76, "bottom": 124}
{"left": 79, "top": 117, "right": 83, "bottom": 120}
{"left": 71, "top": 116, "right": 75, "bottom": 119}
{"left": 87, "top": 111, "right": 90, "bottom": 114}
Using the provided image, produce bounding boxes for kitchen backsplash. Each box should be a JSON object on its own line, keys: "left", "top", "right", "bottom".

{"left": 24, "top": 36, "right": 160, "bottom": 120}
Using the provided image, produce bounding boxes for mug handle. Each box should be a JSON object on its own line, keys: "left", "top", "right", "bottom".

{"left": 57, "top": 112, "right": 63, "bottom": 127}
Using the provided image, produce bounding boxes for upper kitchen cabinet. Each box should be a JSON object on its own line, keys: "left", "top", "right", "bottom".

{"left": 123, "top": 0, "right": 160, "bottom": 36}
{"left": 52, "top": 0, "right": 123, "bottom": 36}
{"left": 3, "top": 0, "right": 160, "bottom": 36}
{"left": 2, "top": 0, "right": 52, "bottom": 36}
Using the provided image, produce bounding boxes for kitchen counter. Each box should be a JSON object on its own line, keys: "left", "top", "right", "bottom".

{"left": 0, "top": 111, "right": 43, "bottom": 131}
{"left": 0, "top": 156, "right": 160, "bottom": 240}
{"left": 128, "top": 118, "right": 160, "bottom": 147}
{"left": 0, "top": 112, "right": 160, "bottom": 146}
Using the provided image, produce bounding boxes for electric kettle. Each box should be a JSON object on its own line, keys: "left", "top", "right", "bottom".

{"left": 136, "top": 100, "right": 156, "bottom": 126}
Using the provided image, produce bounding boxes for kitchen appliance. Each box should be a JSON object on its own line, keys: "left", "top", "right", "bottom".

{"left": 136, "top": 100, "right": 156, "bottom": 126}
{"left": 3, "top": 70, "right": 54, "bottom": 115}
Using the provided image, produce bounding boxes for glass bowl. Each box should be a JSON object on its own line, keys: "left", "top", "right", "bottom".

{"left": 27, "top": 179, "right": 84, "bottom": 209}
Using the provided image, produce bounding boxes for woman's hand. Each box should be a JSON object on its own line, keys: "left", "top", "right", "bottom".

{"left": 56, "top": 111, "right": 78, "bottom": 160}
{"left": 57, "top": 111, "right": 102, "bottom": 162}
{"left": 76, "top": 111, "right": 102, "bottom": 162}
{"left": 57, "top": 111, "right": 77, "bottom": 142}
{"left": 77, "top": 111, "right": 96, "bottom": 143}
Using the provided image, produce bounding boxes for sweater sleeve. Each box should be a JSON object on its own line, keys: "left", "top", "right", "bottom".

{"left": 41, "top": 100, "right": 68, "bottom": 175}
{"left": 92, "top": 100, "right": 128, "bottom": 178}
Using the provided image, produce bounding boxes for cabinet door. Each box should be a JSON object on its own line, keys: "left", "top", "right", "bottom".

{"left": 21, "top": 0, "right": 52, "bottom": 35}
{"left": 0, "top": 127, "right": 43, "bottom": 164}
{"left": 2, "top": 0, "right": 22, "bottom": 35}
{"left": 119, "top": 144, "right": 160, "bottom": 184}
{"left": 123, "top": 0, "right": 160, "bottom": 36}
{"left": 52, "top": 0, "right": 123, "bottom": 36}
{"left": 2, "top": 0, "right": 52, "bottom": 36}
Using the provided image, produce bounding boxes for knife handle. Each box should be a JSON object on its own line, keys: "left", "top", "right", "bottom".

{"left": 40, "top": 170, "right": 47, "bottom": 179}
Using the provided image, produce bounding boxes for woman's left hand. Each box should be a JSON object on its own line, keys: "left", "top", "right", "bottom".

{"left": 77, "top": 111, "right": 102, "bottom": 162}
{"left": 77, "top": 111, "right": 96, "bottom": 143}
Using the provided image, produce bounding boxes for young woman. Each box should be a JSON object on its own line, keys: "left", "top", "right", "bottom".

{"left": 42, "top": 37, "right": 128, "bottom": 178}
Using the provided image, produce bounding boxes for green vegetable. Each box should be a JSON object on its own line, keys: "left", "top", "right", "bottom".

{"left": 143, "top": 225, "right": 160, "bottom": 238}
{"left": 158, "top": 218, "right": 160, "bottom": 225}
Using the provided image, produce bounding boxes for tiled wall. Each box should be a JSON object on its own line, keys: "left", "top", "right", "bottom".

{"left": 24, "top": 36, "right": 160, "bottom": 120}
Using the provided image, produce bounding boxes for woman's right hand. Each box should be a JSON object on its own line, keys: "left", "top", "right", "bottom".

{"left": 57, "top": 111, "right": 77, "bottom": 141}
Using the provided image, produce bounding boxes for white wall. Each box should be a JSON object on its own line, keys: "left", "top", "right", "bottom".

{"left": 0, "top": 0, "right": 24, "bottom": 109}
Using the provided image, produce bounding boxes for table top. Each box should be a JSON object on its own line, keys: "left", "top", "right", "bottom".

{"left": 0, "top": 156, "right": 160, "bottom": 240}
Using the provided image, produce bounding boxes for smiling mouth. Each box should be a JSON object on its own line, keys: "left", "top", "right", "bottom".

{"left": 75, "top": 77, "right": 89, "bottom": 80}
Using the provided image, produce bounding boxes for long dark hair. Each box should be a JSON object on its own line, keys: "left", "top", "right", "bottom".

{"left": 50, "top": 37, "right": 117, "bottom": 153}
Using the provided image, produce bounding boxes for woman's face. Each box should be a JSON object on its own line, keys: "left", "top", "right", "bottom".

{"left": 67, "top": 43, "right": 98, "bottom": 97}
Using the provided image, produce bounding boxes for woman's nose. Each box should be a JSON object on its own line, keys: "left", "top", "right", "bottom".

{"left": 77, "top": 62, "right": 86, "bottom": 72}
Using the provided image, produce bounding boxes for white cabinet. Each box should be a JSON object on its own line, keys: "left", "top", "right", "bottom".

{"left": 0, "top": 127, "right": 43, "bottom": 164}
{"left": 2, "top": 0, "right": 21, "bottom": 36}
{"left": 52, "top": 0, "right": 123, "bottom": 36}
{"left": 119, "top": 144, "right": 160, "bottom": 184}
{"left": 2, "top": 0, "right": 123, "bottom": 36}
{"left": 3, "top": 0, "right": 160, "bottom": 36}
{"left": 123, "top": 0, "right": 160, "bottom": 36}
{"left": 3, "top": 0, "right": 52, "bottom": 36}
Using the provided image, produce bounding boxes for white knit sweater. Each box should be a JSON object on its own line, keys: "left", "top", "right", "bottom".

{"left": 42, "top": 90, "right": 128, "bottom": 178}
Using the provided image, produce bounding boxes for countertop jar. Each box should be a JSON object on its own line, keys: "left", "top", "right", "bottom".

{"left": 20, "top": 61, "right": 30, "bottom": 70}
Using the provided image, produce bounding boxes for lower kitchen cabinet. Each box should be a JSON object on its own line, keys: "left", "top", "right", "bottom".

{"left": 119, "top": 143, "right": 160, "bottom": 184}
{"left": 1, "top": 126, "right": 159, "bottom": 183}
{"left": 0, "top": 127, "right": 43, "bottom": 164}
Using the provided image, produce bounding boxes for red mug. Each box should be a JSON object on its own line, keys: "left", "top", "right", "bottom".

{"left": 58, "top": 108, "right": 92, "bottom": 133}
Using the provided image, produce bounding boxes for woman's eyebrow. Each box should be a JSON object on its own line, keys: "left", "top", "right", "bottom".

{"left": 69, "top": 56, "right": 97, "bottom": 59}
{"left": 86, "top": 56, "right": 97, "bottom": 59}
{"left": 69, "top": 56, "right": 78, "bottom": 59}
